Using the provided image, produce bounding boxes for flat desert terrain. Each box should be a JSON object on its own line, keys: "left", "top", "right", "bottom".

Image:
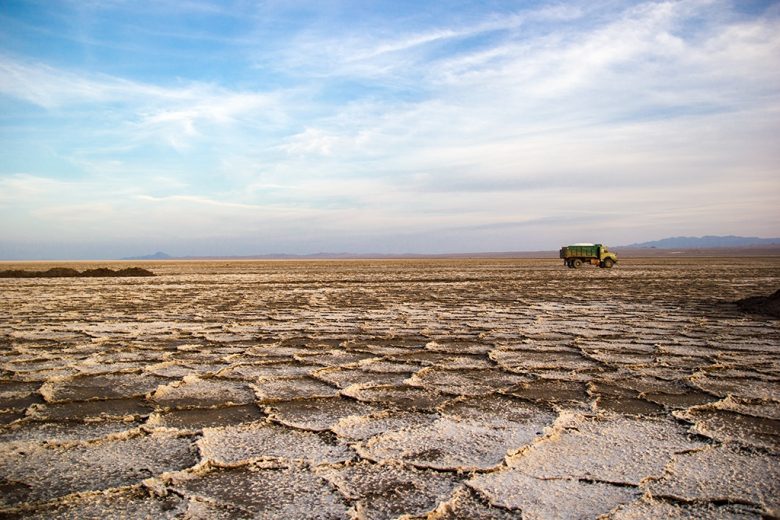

{"left": 1, "top": 258, "right": 779, "bottom": 519}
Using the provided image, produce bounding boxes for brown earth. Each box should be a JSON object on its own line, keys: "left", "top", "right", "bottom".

{"left": 0, "top": 267, "right": 155, "bottom": 278}
{"left": 737, "top": 289, "right": 780, "bottom": 318}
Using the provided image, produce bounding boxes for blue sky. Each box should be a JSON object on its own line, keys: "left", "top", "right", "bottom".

{"left": 1, "top": 0, "right": 779, "bottom": 259}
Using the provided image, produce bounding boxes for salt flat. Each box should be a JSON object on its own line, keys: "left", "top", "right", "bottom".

{"left": 1, "top": 258, "right": 778, "bottom": 518}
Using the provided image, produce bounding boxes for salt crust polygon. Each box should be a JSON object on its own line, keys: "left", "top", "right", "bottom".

{"left": 468, "top": 470, "right": 641, "bottom": 519}
{"left": 428, "top": 486, "right": 521, "bottom": 519}
{"left": 254, "top": 376, "right": 340, "bottom": 401}
{"left": 0, "top": 432, "right": 198, "bottom": 506}
{"left": 607, "top": 497, "right": 762, "bottom": 519}
{"left": 316, "top": 461, "right": 461, "bottom": 520}
{"left": 357, "top": 413, "right": 549, "bottom": 470}
{"left": 172, "top": 463, "right": 350, "bottom": 519}
{"left": 40, "top": 373, "right": 168, "bottom": 403}
{"left": 0, "top": 419, "right": 139, "bottom": 447}
{"left": 198, "top": 420, "right": 355, "bottom": 465}
{"left": 331, "top": 409, "right": 439, "bottom": 441}
{"left": 506, "top": 413, "right": 705, "bottom": 485}
{"left": 265, "top": 396, "right": 380, "bottom": 431}
{"left": 5, "top": 487, "right": 188, "bottom": 519}
{"left": 409, "top": 367, "right": 529, "bottom": 396}
{"left": 150, "top": 375, "right": 257, "bottom": 408}
{"left": 648, "top": 446, "right": 780, "bottom": 514}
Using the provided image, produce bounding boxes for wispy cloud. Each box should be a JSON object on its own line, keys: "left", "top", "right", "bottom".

{"left": 0, "top": 57, "right": 179, "bottom": 108}
{"left": 136, "top": 194, "right": 264, "bottom": 211}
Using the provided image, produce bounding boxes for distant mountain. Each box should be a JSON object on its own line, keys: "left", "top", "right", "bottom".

{"left": 121, "top": 251, "right": 172, "bottom": 260}
{"left": 624, "top": 235, "right": 780, "bottom": 249}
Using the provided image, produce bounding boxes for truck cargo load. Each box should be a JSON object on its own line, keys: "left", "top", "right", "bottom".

{"left": 559, "top": 243, "right": 617, "bottom": 268}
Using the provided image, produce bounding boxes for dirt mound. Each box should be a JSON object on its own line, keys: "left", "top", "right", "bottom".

{"left": 114, "top": 267, "right": 157, "bottom": 277}
{"left": 0, "top": 267, "right": 155, "bottom": 278}
{"left": 736, "top": 289, "right": 780, "bottom": 318}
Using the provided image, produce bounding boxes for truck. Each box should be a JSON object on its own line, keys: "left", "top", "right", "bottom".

{"left": 559, "top": 243, "right": 617, "bottom": 269}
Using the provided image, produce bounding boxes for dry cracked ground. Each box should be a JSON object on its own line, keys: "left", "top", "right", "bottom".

{"left": 1, "top": 258, "right": 779, "bottom": 519}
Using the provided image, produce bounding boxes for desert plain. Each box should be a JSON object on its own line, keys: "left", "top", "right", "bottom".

{"left": 0, "top": 257, "right": 779, "bottom": 519}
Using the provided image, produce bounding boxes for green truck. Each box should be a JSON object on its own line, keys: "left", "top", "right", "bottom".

{"left": 560, "top": 243, "right": 617, "bottom": 268}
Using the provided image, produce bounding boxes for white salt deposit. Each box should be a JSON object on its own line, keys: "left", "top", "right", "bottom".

{"left": 358, "top": 415, "right": 549, "bottom": 470}
{"left": 0, "top": 431, "right": 198, "bottom": 506}
{"left": 317, "top": 460, "right": 461, "bottom": 520}
{"left": 331, "top": 409, "right": 439, "bottom": 441}
{"left": 198, "top": 420, "right": 355, "bottom": 465}
{"left": 648, "top": 446, "right": 780, "bottom": 514}
{"left": 414, "top": 366, "right": 531, "bottom": 395}
{"left": 265, "top": 396, "right": 380, "bottom": 431}
{"left": 150, "top": 375, "right": 257, "bottom": 408}
{"left": 608, "top": 497, "right": 763, "bottom": 519}
{"left": 468, "top": 470, "right": 641, "bottom": 518}
{"left": 506, "top": 413, "right": 705, "bottom": 485}
{"left": 8, "top": 487, "right": 188, "bottom": 519}
{"left": 171, "top": 463, "right": 350, "bottom": 519}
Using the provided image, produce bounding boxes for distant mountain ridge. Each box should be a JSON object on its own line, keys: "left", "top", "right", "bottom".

{"left": 121, "top": 251, "right": 172, "bottom": 260}
{"left": 624, "top": 235, "right": 780, "bottom": 249}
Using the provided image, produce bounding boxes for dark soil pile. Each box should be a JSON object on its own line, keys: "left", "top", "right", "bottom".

{"left": 736, "top": 289, "right": 780, "bottom": 318}
{"left": 0, "top": 267, "right": 155, "bottom": 278}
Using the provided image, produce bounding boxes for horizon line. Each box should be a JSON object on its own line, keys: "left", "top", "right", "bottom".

{"left": 3, "top": 244, "right": 780, "bottom": 263}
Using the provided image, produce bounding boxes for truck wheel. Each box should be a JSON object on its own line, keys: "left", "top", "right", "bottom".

{"left": 603, "top": 258, "right": 614, "bottom": 268}
{"left": 572, "top": 259, "right": 582, "bottom": 269}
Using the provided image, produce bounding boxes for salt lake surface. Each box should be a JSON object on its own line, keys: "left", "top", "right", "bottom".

{"left": 1, "top": 258, "right": 779, "bottom": 518}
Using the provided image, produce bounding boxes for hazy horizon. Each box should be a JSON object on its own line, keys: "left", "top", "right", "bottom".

{"left": 2, "top": 1, "right": 779, "bottom": 260}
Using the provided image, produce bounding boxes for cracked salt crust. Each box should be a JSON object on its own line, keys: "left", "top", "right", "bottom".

{"left": 170, "top": 463, "right": 350, "bottom": 519}
{"left": 607, "top": 497, "right": 763, "bottom": 519}
{"left": 506, "top": 413, "right": 705, "bottom": 485}
{"left": 4, "top": 486, "right": 188, "bottom": 519}
{"left": 314, "top": 366, "right": 414, "bottom": 388}
{"left": 265, "top": 396, "right": 380, "bottom": 431}
{"left": 26, "top": 397, "right": 153, "bottom": 421}
{"left": 409, "top": 367, "right": 530, "bottom": 396}
{"left": 331, "top": 409, "right": 439, "bottom": 441}
{"left": 428, "top": 486, "right": 520, "bottom": 519}
{"left": 317, "top": 460, "right": 461, "bottom": 520}
{"left": 0, "top": 431, "right": 198, "bottom": 506}
{"left": 468, "top": 470, "right": 641, "bottom": 518}
{"left": 648, "top": 446, "right": 780, "bottom": 514}
{"left": 254, "top": 375, "right": 341, "bottom": 401}
{"left": 0, "top": 419, "right": 141, "bottom": 447}
{"left": 358, "top": 415, "right": 550, "bottom": 470}
{"left": 1, "top": 258, "right": 779, "bottom": 517}
{"left": 144, "top": 361, "right": 225, "bottom": 378}
{"left": 690, "top": 372, "right": 780, "bottom": 400}
{"left": 40, "top": 373, "right": 169, "bottom": 403}
{"left": 145, "top": 403, "right": 264, "bottom": 431}
{"left": 198, "top": 420, "right": 355, "bottom": 465}
{"left": 341, "top": 383, "right": 451, "bottom": 410}
{"left": 675, "top": 402, "right": 780, "bottom": 451}
{"left": 150, "top": 375, "right": 257, "bottom": 408}
{"left": 217, "top": 361, "right": 320, "bottom": 379}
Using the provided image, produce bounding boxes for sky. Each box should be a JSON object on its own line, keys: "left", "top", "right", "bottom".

{"left": 1, "top": 0, "right": 779, "bottom": 259}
